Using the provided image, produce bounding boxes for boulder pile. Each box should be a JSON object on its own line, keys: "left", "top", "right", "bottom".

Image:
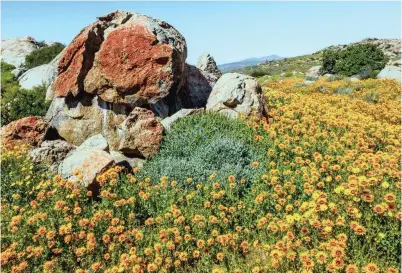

{"left": 1, "top": 10, "right": 265, "bottom": 191}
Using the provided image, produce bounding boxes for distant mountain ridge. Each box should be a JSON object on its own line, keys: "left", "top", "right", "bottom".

{"left": 218, "top": 55, "right": 283, "bottom": 72}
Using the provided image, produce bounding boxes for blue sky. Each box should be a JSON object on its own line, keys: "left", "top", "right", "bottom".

{"left": 2, "top": 1, "right": 401, "bottom": 64}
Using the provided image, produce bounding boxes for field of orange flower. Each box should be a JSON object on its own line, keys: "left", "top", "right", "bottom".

{"left": 1, "top": 78, "right": 401, "bottom": 273}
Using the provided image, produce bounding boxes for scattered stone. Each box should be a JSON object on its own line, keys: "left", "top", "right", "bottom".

{"left": 118, "top": 107, "right": 163, "bottom": 158}
{"left": 110, "top": 151, "right": 145, "bottom": 169}
{"left": 161, "top": 108, "right": 204, "bottom": 131}
{"left": 377, "top": 66, "right": 401, "bottom": 83}
{"left": 206, "top": 73, "right": 263, "bottom": 118}
{"left": 350, "top": 77, "right": 360, "bottom": 82}
{"left": 58, "top": 147, "right": 114, "bottom": 187}
{"left": 77, "top": 134, "right": 109, "bottom": 151}
{"left": 28, "top": 140, "right": 76, "bottom": 172}
{"left": 196, "top": 53, "right": 222, "bottom": 79}
{"left": 1, "top": 116, "right": 48, "bottom": 148}
{"left": 1, "top": 37, "right": 38, "bottom": 67}
{"left": 306, "top": 66, "right": 321, "bottom": 77}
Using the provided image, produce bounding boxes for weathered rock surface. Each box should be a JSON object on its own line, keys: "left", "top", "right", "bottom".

{"left": 52, "top": 10, "right": 187, "bottom": 107}
{"left": 110, "top": 151, "right": 145, "bottom": 169}
{"left": 197, "top": 53, "right": 222, "bottom": 79}
{"left": 118, "top": 107, "right": 163, "bottom": 158}
{"left": 29, "top": 140, "right": 75, "bottom": 172}
{"left": 306, "top": 66, "right": 321, "bottom": 77}
{"left": 58, "top": 147, "right": 114, "bottom": 187}
{"left": 77, "top": 134, "right": 109, "bottom": 151}
{"left": 377, "top": 66, "right": 401, "bottom": 83}
{"left": 161, "top": 108, "right": 204, "bottom": 131}
{"left": 45, "top": 94, "right": 129, "bottom": 148}
{"left": 11, "top": 68, "right": 26, "bottom": 78}
{"left": 1, "top": 116, "right": 48, "bottom": 148}
{"left": 19, "top": 50, "right": 62, "bottom": 90}
{"left": 206, "top": 73, "right": 263, "bottom": 118}
{"left": 1, "top": 37, "right": 38, "bottom": 67}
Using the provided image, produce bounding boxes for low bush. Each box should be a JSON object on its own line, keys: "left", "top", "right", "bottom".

{"left": 1, "top": 83, "right": 50, "bottom": 125}
{"left": 320, "top": 44, "right": 388, "bottom": 77}
{"left": 24, "top": 43, "right": 64, "bottom": 69}
{"left": 140, "top": 113, "right": 270, "bottom": 187}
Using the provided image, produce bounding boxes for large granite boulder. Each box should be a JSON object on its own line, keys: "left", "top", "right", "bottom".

{"left": 1, "top": 116, "right": 48, "bottom": 148}
{"left": 28, "top": 140, "right": 75, "bottom": 172}
{"left": 52, "top": 11, "right": 187, "bottom": 107}
{"left": 1, "top": 37, "right": 38, "bottom": 67}
{"left": 18, "top": 51, "right": 62, "bottom": 90}
{"left": 377, "top": 66, "right": 401, "bottom": 83}
{"left": 118, "top": 107, "right": 163, "bottom": 158}
{"left": 206, "top": 73, "right": 263, "bottom": 118}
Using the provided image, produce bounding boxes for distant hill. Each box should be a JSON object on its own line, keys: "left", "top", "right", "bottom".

{"left": 235, "top": 38, "right": 401, "bottom": 76}
{"left": 218, "top": 55, "right": 283, "bottom": 72}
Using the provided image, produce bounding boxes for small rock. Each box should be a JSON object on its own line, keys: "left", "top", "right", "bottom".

{"left": 29, "top": 140, "right": 75, "bottom": 173}
{"left": 196, "top": 53, "right": 222, "bottom": 79}
{"left": 118, "top": 107, "right": 163, "bottom": 159}
{"left": 206, "top": 73, "right": 263, "bottom": 118}
{"left": 161, "top": 108, "right": 204, "bottom": 131}
{"left": 78, "top": 134, "right": 109, "bottom": 151}
{"left": 110, "top": 151, "right": 145, "bottom": 170}
{"left": 58, "top": 147, "right": 114, "bottom": 187}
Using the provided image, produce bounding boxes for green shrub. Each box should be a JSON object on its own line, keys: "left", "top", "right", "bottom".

{"left": 24, "top": 43, "right": 64, "bottom": 69}
{"left": 305, "top": 76, "right": 319, "bottom": 81}
{"left": 326, "top": 75, "right": 343, "bottom": 82}
{"left": 1, "top": 84, "right": 50, "bottom": 125}
{"left": 334, "top": 86, "right": 354, "bottom": 95}
{"left": 321, "top": 44, "right": 388, "bottom": 77}
{"left": 284, "top": 72, "right": 294, "bottom": 77}
{"left": 365, "top": 91, "right": 380, "bottom": 104}
{"left": 1, "top": 62, "right": 20, "bottom": 96}
{"left": 140, "top": 113, "right": 270, "bottom": 187}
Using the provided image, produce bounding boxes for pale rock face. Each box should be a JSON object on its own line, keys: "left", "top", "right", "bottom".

{"left": 19, "top": 50, "right": 63, "bottom": 91}
{"left": 206, "top": 73, "right": 263, "bottom": 118}
{"left": 77, "top": 134, "right": 109, "bottom": 151}
{"left": 58, "top": 147, "right": 114, "bottom": 187}
{"left": 197, "top": 53, "right": 222, "bottom": 79}
{"left": 306, "top": 66, "right": 321, "bottom": 77}
{"left": 161, "top": 108, "right": 204, "bottom": 131}
{"left": 28, "top": 140, "right": 76, "bottom": 172}
{"left": 1, "top": 37, "right": 38, "bottom": 67}
{"left": 377, "top": 66, "right": 401, "bottom": 83}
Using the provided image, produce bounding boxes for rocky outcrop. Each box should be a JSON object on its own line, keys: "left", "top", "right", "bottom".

{"left": 118, "top": 107, "right": 163, "bottom": 158}
{"left": 161, "top": 108, "right": 204, "bottom": 131}
{"left": 45, "top": 11, "right": 219, "bottom": 153}
{"left": 28, "top": 140, "right": 75, "bottom": 172}
{"left": 1, "top": 37, "right": 38, "bottom": 67}
{"left": 1, "top": 116, "right": 48, "bottom": 148}
{"left": 377, "top": 66, "right": 401, "bottom": 83}
{"left": 206, "top": 73, "right": 263, "bottom": 118}
{"left": 18, "top": 50, "right": 62, "bottom": 90}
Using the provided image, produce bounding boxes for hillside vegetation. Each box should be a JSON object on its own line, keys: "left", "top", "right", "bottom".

{"left": 2, "top": 76, "right": 400, "bottom": 273}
